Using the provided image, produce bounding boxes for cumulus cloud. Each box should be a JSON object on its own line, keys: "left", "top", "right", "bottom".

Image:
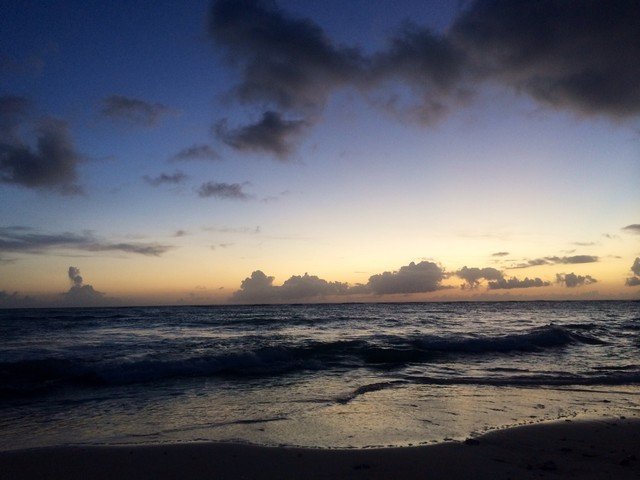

{"left": 214, "top": 111, "right": 307, "bottom": 159}
{"left": 0, "top": 115, "right": 83, "bottom": 195}
{"left": 456, "top": 266, "right": 502, "bottom": 288}
{"left": 171, "top": 144, "right": 220, "bottom": 161}
{"left": 143, "top": 171, "right": 187, "bottom": 187}
{"left": 509, "top": 255, "right": 598, "bottom": 269}
{"left": 197, "top": 181, "right": 250, "bottom": 199}
{"left": 62, "top": 266, "right": 105, "bottom": 306}
{"left": 487, "top": 276, "right": 550, "bottom": 290}
{"left": 556, "top": 272, "right": 597, "bottom": 288}
{"left": 231, "top": 260, "right": 448, "bottom": 303}
{"left": 101, "top": 95, "right": 174, "bottom": 127}
{"left": 367, "top": 261, "right": 444, "bottom": 295}
{"left": 632, "top": 258, "right": 640, "bottom": 276}
{"left": 0, "top": 226, "right": 172, "bottom": 257}
{"left": 622, "top": 224, "right": 640, "bottom": 234}
{"left": 231, "top": 271, "right": 350, "bottom": 303}
{"left": 209, "top": 0, "right": 640, "bottom": 157}
{"left": 626, "top": 257, "right": 640, "bottom": 287}
{"left": 231, "top": 270, "right": 277, "bottom": 303}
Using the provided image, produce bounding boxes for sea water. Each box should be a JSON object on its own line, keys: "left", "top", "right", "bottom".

{"left": 1, "top": 301, "right": 638, "bottom": 450}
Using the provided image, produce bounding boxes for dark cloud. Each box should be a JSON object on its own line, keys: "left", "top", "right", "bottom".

{"left": 62, "top": 266, "right": 105, "bottom": 306}
{"left": 622, "top": 224, "right": 640, "bottom": 234}
{"left": 452, "top": 0, "right": 640, "bottom": 118}
{"left": 632, "top": 258, "right": 640, "bottom": 276}
{"left": 456, "top": 266, "right": 502, "bottom": 288}
{"left": 101, "top": 95, "right": 174, "bottom": 127}
{"left": 215, "top": 111, "right": 307, "bottom": 159}
{"left": 487, "top": 276, "right": 550, "bottom": 290}
{"left": 68, "top": 266, "right": 83, "bottom": 286}
{"left": 0, "top": 226, "right": 171, "bottom": 257}
{"left": 510, "top": 255, "right": 599, "bottom": 269}
{"left": 209, "top": 0, "right": 365, "bottom": 112}
{"left": 143, "top": 171, "right": 187, "bottom": 187}
{"left": 572, "top": 242, "right": 598, "bottom": 247}
{"left": 210, "top": 0, "right": 640, "bottom": 158}
{"left": 556, "top": 272, "right": 597, "bottom": 288}
{"left": 367, "top": 261, "right": 444, "bottom": 295}
{"left": 174, "top": 230, "right": 188, "bottom": 237}
{"left": 95, "top": 243, "right": 170, "bottom": 256}
{"left": 197, "top": 181, "right": 250, "bottom": 199}
{"left": 171, "top": 144, "right": 220, "bottom": 162}
{"left": 550, "top": 255, "right": 599, "bottom": 264}
{"left": 491, "top": 251, "right": 509, "bottom": 257}
{"left": 626, "top": 257, "right": 640, "bottom": 287}
{"left": 0, "top": 117, "right": 83, "bottom": 195}
{"left": 370, "top": 24, "right": 471, "bottom": 124}
{"left": 0, "top": 95, "right": 30, "bottom": 141}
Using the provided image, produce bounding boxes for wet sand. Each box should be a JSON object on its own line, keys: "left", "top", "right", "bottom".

{"left": 1, "top": 417, "right": 638, "bottom": 479}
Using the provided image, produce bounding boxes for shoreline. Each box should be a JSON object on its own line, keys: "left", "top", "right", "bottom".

{"left": 1, "top": 417, "right": 638, "bottom": 479}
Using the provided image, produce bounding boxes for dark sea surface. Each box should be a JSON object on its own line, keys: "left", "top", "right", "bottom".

{"left": 1, "top": 301, "right": 639, "bottom": 450}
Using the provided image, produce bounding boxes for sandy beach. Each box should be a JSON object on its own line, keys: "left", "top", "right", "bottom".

{"left": 1, "top": 417, "right": 638, "bottom": 480}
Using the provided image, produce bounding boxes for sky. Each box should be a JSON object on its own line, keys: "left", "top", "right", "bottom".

{"left": 0, "top": 0, "right": 639, "bottom": 307}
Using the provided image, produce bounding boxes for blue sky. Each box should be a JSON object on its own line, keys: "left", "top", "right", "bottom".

{"left": 1, "top": 0, "right": 639, "bottom": 306}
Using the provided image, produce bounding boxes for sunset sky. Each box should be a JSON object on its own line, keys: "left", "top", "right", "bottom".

{"left": 1, "top": 0, "right": 639, "bottom": 307}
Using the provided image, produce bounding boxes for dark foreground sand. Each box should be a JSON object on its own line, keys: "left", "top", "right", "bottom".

{"left": 1, "top": 418, "right": 638, "bottom": 480}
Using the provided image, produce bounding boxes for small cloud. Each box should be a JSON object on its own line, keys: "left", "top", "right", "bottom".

{"left": 622, "top": 224, "right": 640, "bottom": 234}
{"left": 171, "top": 144, "right": 220, "bottom": 162}
{"left": 491, "top": 251, "right": 509, "bottom": 257}
{"left": 204, "top": 225, "right": 261, "bottom": 234}
{"left": 61, "top": 266, "right": 105, "bottom": 306}
{"left": 509, "top": 255, "right": 598, "bottom": 269}
{"left": 572, "top": 241, "right": 598, "bottom": 247}
{"left": 556, "top": 272, "right": 597, "bottom": 288}
{"left": 626, "top": 276, "right": 640, "bottom": 287}
{"left": 487, "top": 276, "right": 550, "bottom": 290}
{"left": 456, "top": 266, "right": 502, "bottom": 289}
{"left": 214, "top": 111, "right": 307, "bottom": 159}
{"left": 143, "top": 171, "right": 187, "bottom": 187}
{"left": 101, "top": 95, "right": 174, "bottom": 127}
{"left": 174, "top": 230, "right": 188, "bottom": 237}
{"left": 197, "top": 181, "right": 250, "bottom": 199}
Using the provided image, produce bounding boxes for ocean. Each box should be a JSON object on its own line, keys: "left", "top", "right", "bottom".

{"left": 1, "top": 301, "right": 638, "bottom": 451}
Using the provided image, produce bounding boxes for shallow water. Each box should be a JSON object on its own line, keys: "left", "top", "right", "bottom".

{"left": 1, "top": 301, "right": 639, "bottom": 450}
